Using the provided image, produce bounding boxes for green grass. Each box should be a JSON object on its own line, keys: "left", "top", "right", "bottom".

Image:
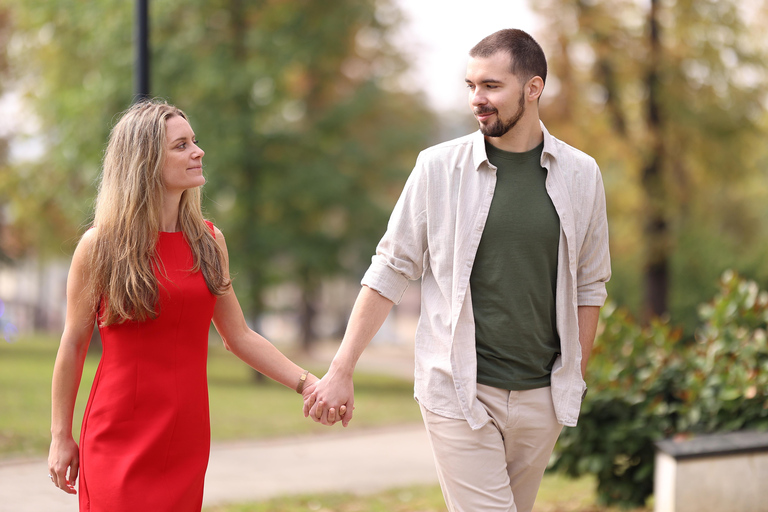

{"left": 2, "top": 335, "right": 650, "bottom": 512}
{"left": 0, "top": 334, "right": 99, "bottom": 456}
{"left": 204, "top": 485, "right": 447, "bottom": 512}
{"left": 208, "top": 350, "right": 422, "bottom": 439}
{"left": 202, "top": 474, "right": 650, "bottom": 512}
{"left": 0, "top": 333, "right": 422, "bottom": 457}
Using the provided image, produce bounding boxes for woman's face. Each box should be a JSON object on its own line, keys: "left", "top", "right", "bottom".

{"left": 162, "top": 115, "right": 205, "bottom": 193}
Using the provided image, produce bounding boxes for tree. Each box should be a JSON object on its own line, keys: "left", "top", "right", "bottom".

{"left": 0, "top": 6, "right": 12, "bottom": 262}
{"left": 3, "top": 0, "right": 436, "bottom": 347}
{"left": 1, "top": 0, "right": 134, "bottom": 256}
{"left": 149, "top": 0, "right": 435, "bottom": 348}
{"left": 531, "top": 0, "right": 768, "bottom": 328}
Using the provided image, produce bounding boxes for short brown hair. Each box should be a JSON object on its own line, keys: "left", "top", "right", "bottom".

{"left": 469, "top": 29, "right": 547, "bottom": 85}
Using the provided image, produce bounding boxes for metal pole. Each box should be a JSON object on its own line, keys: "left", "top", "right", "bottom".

{"left": 134, "top": 0, "right": 150, "bottom": 102}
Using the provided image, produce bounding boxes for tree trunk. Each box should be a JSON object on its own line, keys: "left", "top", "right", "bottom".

{"left": 299, "top": 279, "right": 318, "bottom": 353}
{"left": 641, "top": 0, "right": 670, "bottom": 320}
{"left": 249, "top": 312, "right": 266, "bottom": 384}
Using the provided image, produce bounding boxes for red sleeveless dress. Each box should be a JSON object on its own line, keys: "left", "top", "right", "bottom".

{"left": 79, "top": 223, "right": 217, "bottom": 511}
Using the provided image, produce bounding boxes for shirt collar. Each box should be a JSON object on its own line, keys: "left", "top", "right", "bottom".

{"left": 471, "top": 120, "right": 556, "bottom": 171}
{"left": 540, "top": 120, "right": 556, "bottom": 164}
{"left": 471, "top": 130, "right": 488, "bottom": 171}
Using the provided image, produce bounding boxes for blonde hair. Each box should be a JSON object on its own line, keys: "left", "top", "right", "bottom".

{"left": 88, "top": 99, "right": 230, "bottom": 326}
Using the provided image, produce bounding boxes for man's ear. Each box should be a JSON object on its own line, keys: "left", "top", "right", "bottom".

{"left": 527, "top": 76, "right": 544, "bottom": 102}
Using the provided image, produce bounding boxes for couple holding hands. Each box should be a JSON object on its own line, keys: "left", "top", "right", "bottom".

{"left": 49, "top": 29, "right": 610, "bottom": 512}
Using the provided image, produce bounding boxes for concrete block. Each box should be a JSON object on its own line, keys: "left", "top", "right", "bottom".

{"left": 654, "top": 431, "right": 768, "bottom": 512}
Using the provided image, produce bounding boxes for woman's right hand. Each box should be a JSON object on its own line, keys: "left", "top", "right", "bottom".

{"left": 48, "top": 436, "right": 79, "bottom": 494}
{"left": 48, "top": 230, "right": 98, "bottom": 496}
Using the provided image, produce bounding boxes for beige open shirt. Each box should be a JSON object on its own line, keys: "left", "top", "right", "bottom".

{"left": 362, "top": 122, "right": 611, "bottom": 428}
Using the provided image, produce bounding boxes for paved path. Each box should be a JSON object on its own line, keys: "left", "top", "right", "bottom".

{"left": 0, "top": 425, "right": 437, "bottom": 512}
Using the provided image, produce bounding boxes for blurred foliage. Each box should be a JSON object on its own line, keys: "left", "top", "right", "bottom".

{"left": 0, "top": 0, "right": 436, "bottom": 341}
{"left": 0, "top": 6, "right": 15, "bottom": 261}
{"left": 532, "top": 0, "right": 768, "bottom": 330}
{"left": 4, "top": 0, "right": 768, "bottom": 338}
{"left": 552, "top": 271, "right": 768, "bottom": 508}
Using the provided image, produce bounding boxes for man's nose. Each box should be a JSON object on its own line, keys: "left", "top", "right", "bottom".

{"left": 470, "top": 89, "right": 487, "bottom": 107}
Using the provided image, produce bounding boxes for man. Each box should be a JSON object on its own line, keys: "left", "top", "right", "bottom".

{"left": 305, "top": 28, "right": 610, "bottom": 512}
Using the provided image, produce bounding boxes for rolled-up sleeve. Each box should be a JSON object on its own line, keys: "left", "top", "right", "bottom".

{"left": 361, "top": 155, "right": 429, "bottom": 305}
{"left": 576, "top": 164, "right": 611, "bottom": 306}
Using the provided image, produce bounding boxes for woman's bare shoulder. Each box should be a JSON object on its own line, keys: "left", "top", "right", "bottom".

{"left": 72, "top": 227, "right": 99, "bottom": 261}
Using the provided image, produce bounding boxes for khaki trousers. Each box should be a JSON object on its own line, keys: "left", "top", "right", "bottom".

{"left": 420, "top": 385, "right": 563, "bottom": 512}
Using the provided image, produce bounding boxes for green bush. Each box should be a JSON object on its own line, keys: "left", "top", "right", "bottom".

{"left": 551, "top": 270, "right": 768, "bottom": 508}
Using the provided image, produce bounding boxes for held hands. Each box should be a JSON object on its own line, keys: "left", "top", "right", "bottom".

{"left": 299, "top": 373, "right": 348, "bottom": 424}
{"left": 303, "top": 371, "right": 354, "bottom": 427}
{"left": 48, "top": 436, "right": 79, "bottom": 494}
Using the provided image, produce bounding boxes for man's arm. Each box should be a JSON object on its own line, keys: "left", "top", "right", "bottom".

{"left": 305, "top": 285, "right": 394, "bottom": 426}
{"left": 307, "top": 152, "right": 429, "bottom": 426}
{"left": 577, "top": 305, "right": 600, "bottom": 378}
{"left": 576, "top": 164, "right": 609, "bottom": 380}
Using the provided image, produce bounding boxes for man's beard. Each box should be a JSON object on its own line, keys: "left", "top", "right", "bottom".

{"left": 476, "top": 91, "right": 526, "bottom": 138}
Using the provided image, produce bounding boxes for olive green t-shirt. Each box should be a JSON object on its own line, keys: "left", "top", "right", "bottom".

{"left": 471, "top": 140, "right": 561, "bottom": 390}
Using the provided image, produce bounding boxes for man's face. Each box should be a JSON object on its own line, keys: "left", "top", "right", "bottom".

{"left": 465, "top": 52, "right": 527, "bottom": 138}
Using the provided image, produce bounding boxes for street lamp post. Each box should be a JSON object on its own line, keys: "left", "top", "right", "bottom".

{"left": 134, "top": 0, "right": 150, "bottom": 102}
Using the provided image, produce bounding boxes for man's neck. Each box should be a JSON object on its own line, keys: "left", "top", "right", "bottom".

{"left": 484, "top": 117, "right": 543, "bottom": 153}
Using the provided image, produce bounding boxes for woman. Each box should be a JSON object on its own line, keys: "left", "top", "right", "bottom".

{"left": 47, "top": 100, "right": 343, "bottom": 511}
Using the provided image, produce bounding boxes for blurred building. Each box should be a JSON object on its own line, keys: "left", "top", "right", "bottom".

{"left": 0, "top": 256, "right": 69, "bottom": 337}
{"left": 0, "top": 257, "right": 421, "bottom": 347}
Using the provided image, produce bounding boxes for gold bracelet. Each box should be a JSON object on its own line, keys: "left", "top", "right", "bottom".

{"left": 295, "top": 369, "right": 309, "bottom": 394}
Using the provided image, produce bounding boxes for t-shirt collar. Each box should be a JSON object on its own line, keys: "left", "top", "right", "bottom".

{"left": 472, "top": 121, "right": 555, "bottom": 171}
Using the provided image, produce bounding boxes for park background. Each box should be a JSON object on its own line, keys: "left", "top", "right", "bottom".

{"left": 1, "top": 0, "right": 768, "bottom": 510}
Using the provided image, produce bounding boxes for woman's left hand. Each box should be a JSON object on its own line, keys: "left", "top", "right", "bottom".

{"left": 301, "top": 375, "right": 348, "bottom": 425}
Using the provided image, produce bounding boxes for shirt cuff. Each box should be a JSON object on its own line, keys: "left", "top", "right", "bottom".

{"left": 577, "top": 283, "right": 608, "bottom": 307}
{"left": 361, "top": 259, "right": 411, "bottom": 305}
